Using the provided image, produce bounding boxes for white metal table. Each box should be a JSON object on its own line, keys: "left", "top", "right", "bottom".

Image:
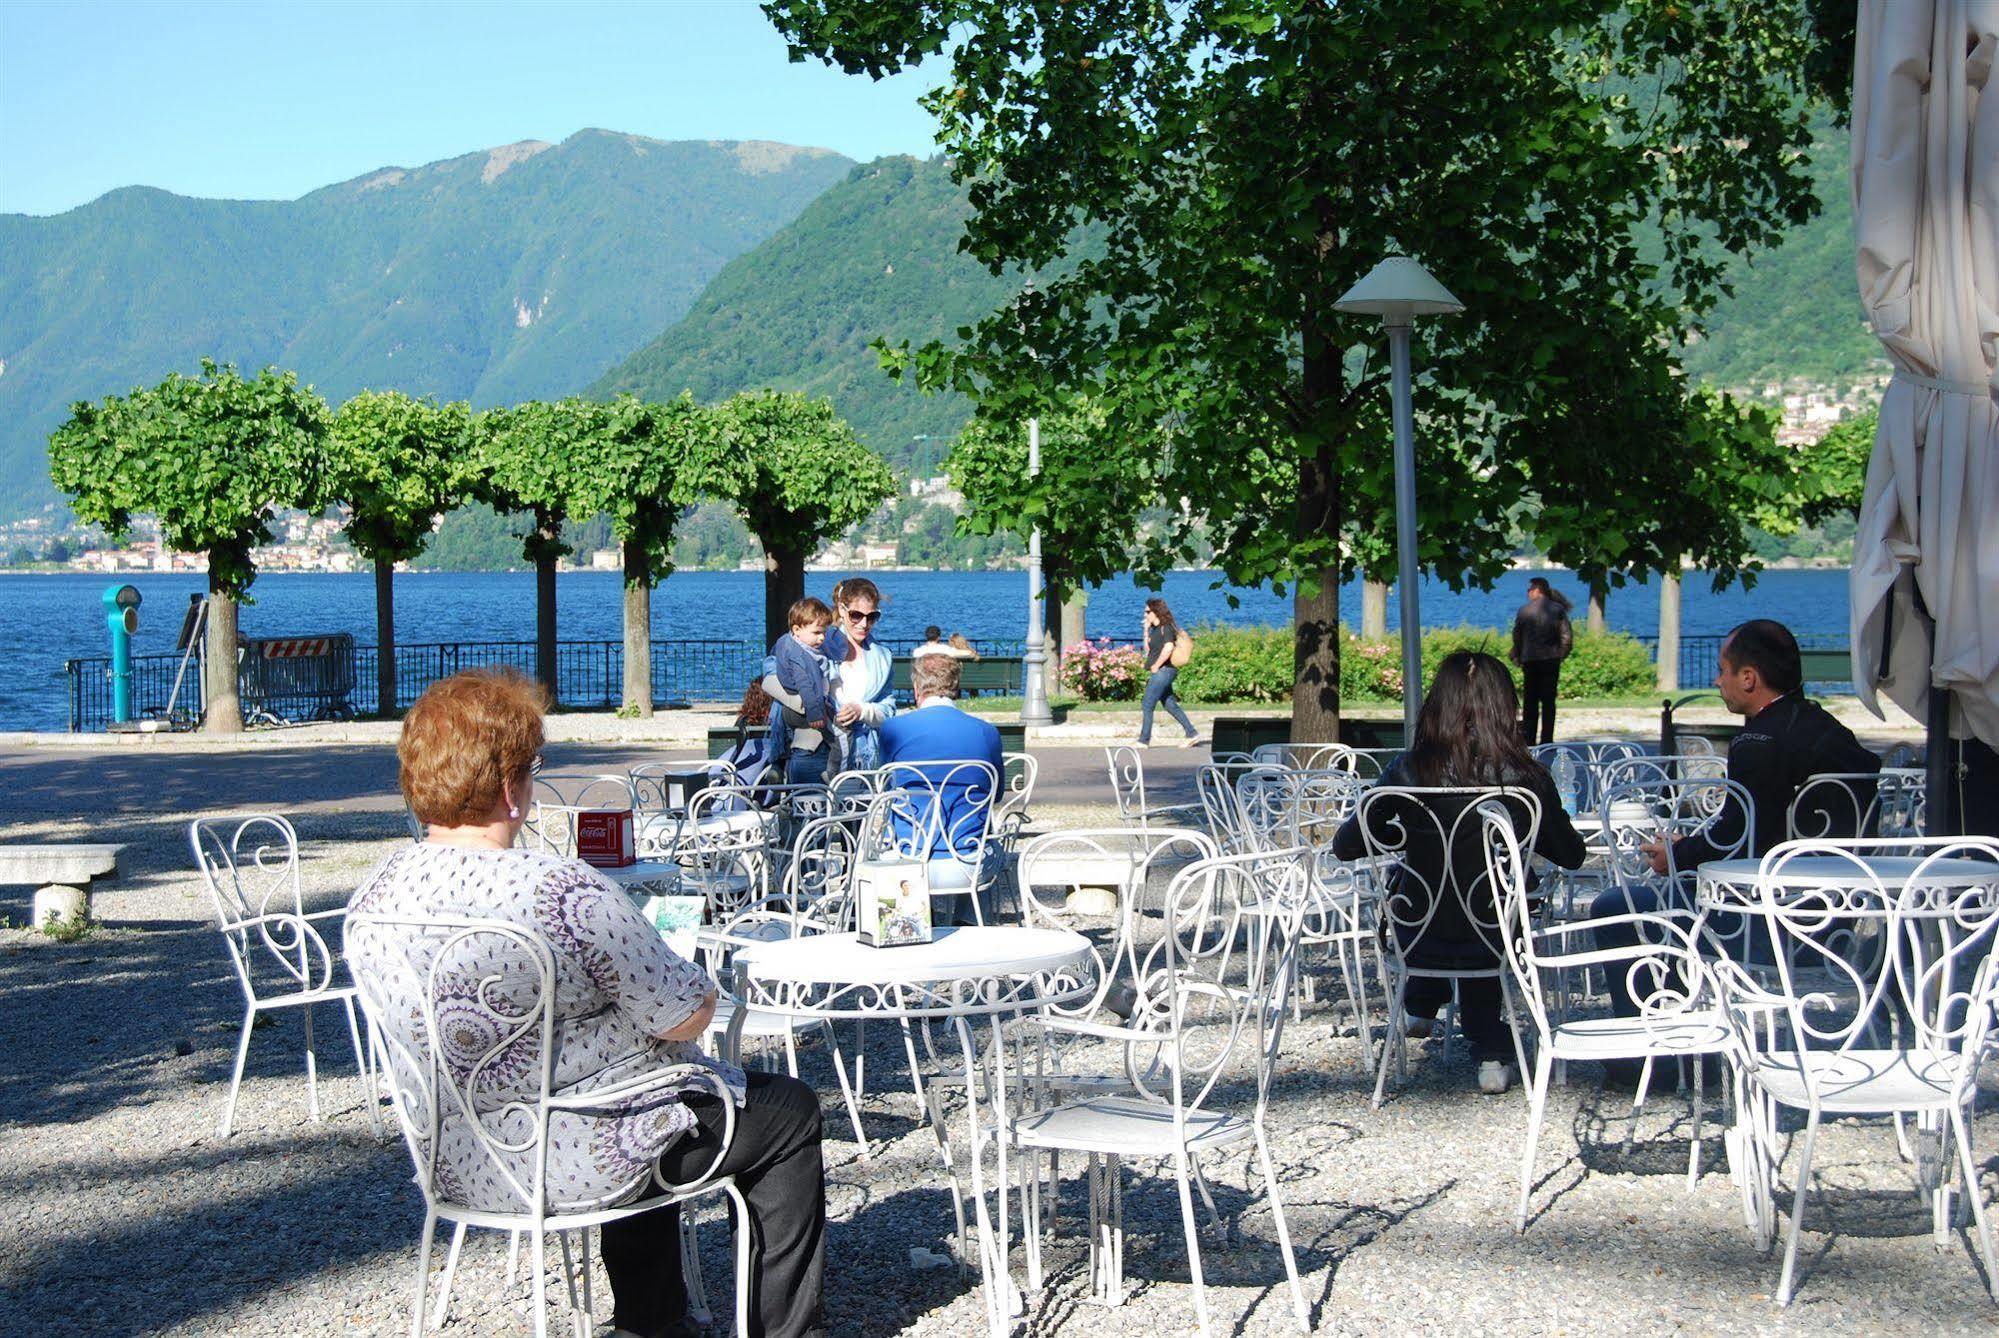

{"left": 734, "top": 926, "right": 1095, "bottom": 1336}
{"left": 1695, "top": 854, "right": 1999, "bottom": 915}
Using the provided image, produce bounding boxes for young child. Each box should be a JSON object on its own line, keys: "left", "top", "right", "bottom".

{"left": 770, "top": 597, "right": 841, "bottom": 773}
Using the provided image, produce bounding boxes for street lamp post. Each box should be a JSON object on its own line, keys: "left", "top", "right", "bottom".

{"left": 1333, "top": 256, "right": 1464, "bottom": 740}
{"left": 1020, "top": 413, "right": 1054, "bottom": 725}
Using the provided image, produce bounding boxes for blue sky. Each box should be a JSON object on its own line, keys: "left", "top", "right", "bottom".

{"left": 0, "top": 0, "right": 946, "bottom": 216}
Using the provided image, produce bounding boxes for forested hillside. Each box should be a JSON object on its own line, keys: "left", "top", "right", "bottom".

{"left": 1676, "top": 125, "right": 1885, "bottom": 390}
{"left": 590, "top": 156, "right": 1029, "bottom": 475}
{"left": 596, "top": 135, "right": 1885, "bottom": 482}
{"left": 0, "top": 131, "right": 850, "bottom": 517}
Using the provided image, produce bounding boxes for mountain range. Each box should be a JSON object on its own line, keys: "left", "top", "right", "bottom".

{"left": 0, "top": 130, "right": 850, "bottom": 517}
{"left": 1, "top": 124, "right": 1886, "bottom": 525}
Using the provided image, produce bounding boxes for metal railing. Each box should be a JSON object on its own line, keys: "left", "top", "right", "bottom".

{"left": 1631, "top": 631, "right": 1850, "bottom": 694}
{"left": 61, "top": 628, "right": 1853, "bottom": 732}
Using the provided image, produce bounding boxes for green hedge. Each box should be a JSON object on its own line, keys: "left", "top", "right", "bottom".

{"left": 1168, "top": 622, "right": 1655, "bottom": 704}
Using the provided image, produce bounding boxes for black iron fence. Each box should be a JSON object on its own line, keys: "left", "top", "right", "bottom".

{"left": 1631, "top": 630, "right": 1850, "bottom": 696}
{"left": 62, "top": 628, "right": 1854, "bottom": 732}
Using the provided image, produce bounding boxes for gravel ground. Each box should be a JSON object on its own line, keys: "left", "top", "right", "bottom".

{"left": 2, "top": 791, "right": 1993, "bottom": 1336}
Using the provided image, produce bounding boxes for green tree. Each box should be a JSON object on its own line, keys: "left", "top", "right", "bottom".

{"left": 949, "top": 397, "right": 1163, "bottom": 590}
{"left": 1795, "top": 406, "right": 1875, "bottom": 524}
{"left": 769, "top": 0, "right": 1824, "bottom": 740}
{"left": 473, "top": 399, "right": 602, "bottom": 700}
{"left": 326, "top": 390, "right": 474, "bottom": 715}
{"left": 565, "top": 394, "right": 744, "bottom": 715}
{"left": 713, "top": 390, "right": 895, "bottom": 647}
{"left": 48, "top": 360, "right": 329, "bottom": 732}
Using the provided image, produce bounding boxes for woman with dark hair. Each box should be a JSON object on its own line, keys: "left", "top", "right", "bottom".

{"left": 1331, "top": 651, "right": 1586, "bottom": 1093}
{"left": 1136, "top": 596, "right": 1200, "bottom": 747}
{"left": 1510, "top": 576, "right": 1574, "bottom": 744}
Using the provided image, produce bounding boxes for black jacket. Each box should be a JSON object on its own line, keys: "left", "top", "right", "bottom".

{"left": 1331, "top": 759, "right": 1586, "bottom": 959}
{"left": 1512, "top": 598, "right": 1573, "bottom": 664}
{"left": 1672, "top": 691, "right": 1882, "bottom": 868}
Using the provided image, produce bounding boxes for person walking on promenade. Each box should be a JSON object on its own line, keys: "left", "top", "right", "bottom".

{"left": 1510, "top": 576, "right": 1573, "bottom": 744}
{"left": 1136, "top": 596, "right": 1199, "bottom": 748}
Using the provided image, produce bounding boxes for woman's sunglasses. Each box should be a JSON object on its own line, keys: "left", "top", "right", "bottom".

{"left": 845, "top": 609, "right": 882, "bottom": 625}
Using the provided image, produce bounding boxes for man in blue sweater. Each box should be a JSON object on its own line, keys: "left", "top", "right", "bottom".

{"left": 879, "top": 654, "right": 1006, "bottom": 925}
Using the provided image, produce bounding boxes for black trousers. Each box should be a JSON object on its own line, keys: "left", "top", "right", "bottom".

{"left": 1520, "top": 660, "right": 1561, "bottom": 745}
{"left": 599, "top": 1071, "right": 827, "bottom": 1338}
{"left": 1404, "top": 974, "right": 1513, "bottom": 1062}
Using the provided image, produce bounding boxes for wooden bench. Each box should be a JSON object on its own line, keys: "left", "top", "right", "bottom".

{"left": 1798, "top": 648, "right": 1854, "bottom": 683}
{"left": 1209, "top": 716, "right": 1407, "bottom": 757}
{"left": 708, "top": 720, "right": 1028, "bottom": 762}
{"left": 891, "top": 656, "right": 1025, "bottom": 698}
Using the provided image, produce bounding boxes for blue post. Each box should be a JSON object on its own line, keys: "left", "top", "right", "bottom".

{"left": 102, "top": 585, "right": 141, "bottom": 724}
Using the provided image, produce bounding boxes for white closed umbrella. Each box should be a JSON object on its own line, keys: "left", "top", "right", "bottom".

{"left": 1847, "top": 0, "right": 1999, "bottom": 823}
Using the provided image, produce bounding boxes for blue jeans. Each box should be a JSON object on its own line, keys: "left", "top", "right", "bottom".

{"left": 1139, "top": 667, "right": 1195, "bottom": 743}
{"left": 785, "top": 746, "right": 827, "bottom": 786}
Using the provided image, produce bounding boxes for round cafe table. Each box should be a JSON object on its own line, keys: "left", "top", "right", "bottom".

{"left": 734, "top": 925, "right": 1095, "bottom": 1338}
{"left": 1695, "top": 854, "right": 1999, "bottom": 915}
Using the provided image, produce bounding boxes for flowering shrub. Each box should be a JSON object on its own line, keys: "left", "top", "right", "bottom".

{"left": 1060, "top": 638, "right": 1146, "bottom": 701}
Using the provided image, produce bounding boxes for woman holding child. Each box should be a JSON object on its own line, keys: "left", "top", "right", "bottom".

{"left": 765, "top": 577, "right": 897, "bottom": 782}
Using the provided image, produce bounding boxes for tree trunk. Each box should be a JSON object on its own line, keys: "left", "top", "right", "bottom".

{"left": 374, "top": 555, "right": 397, "bottom": 716}
{"left": 1361, "top": 579, "right": 1388, "bottom": 638}
{"left": 1656, "top": 564, "right": 1682, "bottom": 693}
{"left": 535, "top": 542, "right": 559, "bottom": 703}
{"left": 1290, "top": 290, "right": 1342, "bottom": 743}
{"left": 1587, "top": 583, "right": 1607, "bottom": 636}
{"left": 202, "top": 573, "right": 242, "bottom": 734}
{"left": 1058, "top": 588, "right": 1088, "bottom": 688}
{"left": 763, "top": 542, "right": 806, "bottom": 652}
{"left": 623, "top": 538, "right": 653, "bottom": 717}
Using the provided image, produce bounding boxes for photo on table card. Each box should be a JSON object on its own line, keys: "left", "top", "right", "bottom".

{"left": 856, "top": 858, "right": 932, "bottom": 948}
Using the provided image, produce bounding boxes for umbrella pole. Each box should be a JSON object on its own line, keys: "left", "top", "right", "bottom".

{"left": 1925, "top": 684, "right": 1957, "bottom": 837}
{"left": 1919, "top": 587, "right": 1958, "bottom": 838}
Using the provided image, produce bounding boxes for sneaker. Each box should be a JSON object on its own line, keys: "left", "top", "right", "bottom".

{"left": 1477, "top": 1060, "right": 1517, "bottom": 1095}
{"left": 1403, "top": 1014, "right": 1436, "bottom": 1039}
{"left": 1133, "top": 737, "right": 1153, "bottom": 749}
{"left": 1180, "top": 734, "right": 1203, "bottom": 748}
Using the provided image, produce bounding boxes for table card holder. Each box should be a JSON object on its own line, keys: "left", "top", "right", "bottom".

{"left": 635, "top": 891, "right": 706, "bottom": 961}
{"left": 857, "top": 858, "right": 932, "bottom": 947}
{"left": 577, "top": 809, "right": 637, "bottom": 868}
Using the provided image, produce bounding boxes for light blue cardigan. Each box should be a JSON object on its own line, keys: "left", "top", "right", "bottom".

{"left": 762, "top": 627, "right": 897, "bottom": 770}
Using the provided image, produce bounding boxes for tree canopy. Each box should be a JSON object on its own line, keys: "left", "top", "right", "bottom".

{"left": 768, "top": 0, "right": 1828, "bottom": 733}
{"left": 48, "top": 359, "right": 330, "bottom": 595}
{"left": 326, "top": 390, "right": 474, "bottom": 567}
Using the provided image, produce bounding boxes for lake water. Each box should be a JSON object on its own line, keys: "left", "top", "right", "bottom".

{"left": 7, "top": 567, "right": 1854, "bottom": 732}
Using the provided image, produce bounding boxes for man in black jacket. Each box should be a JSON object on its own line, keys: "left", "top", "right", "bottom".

{"left": 1637, "top": 619, "right": 1881, "bottom": 874}
{"left": 1590, "top": 620, "right": 1881, "bottom": 1074}
{"left": 1510, "top": 577, "right": 1573, "bottom": 745}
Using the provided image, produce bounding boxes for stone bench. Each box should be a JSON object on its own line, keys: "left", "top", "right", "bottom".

{"left": 0, "top": 844, "right": 124, "bottom": 927}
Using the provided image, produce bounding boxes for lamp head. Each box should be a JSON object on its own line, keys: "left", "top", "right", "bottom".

{"left": 1333, "top": 256, "right": 1464, "bottom": 325}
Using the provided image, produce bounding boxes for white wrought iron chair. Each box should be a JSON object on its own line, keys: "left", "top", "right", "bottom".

{"left": 187, "top": 814, "right": 376, "bottom": 1138}
{"left": 1785, "top": 771, "right": 1890, "bottom": 843}
{"left": 522, "top": 775, "right": 637, "bottom": 857}
{"left": 873, "top": 759, "right": 1003, "bottom": 926}
{"left": 346, "top": 913, "right": 752, "bottom": 1338}
{"left": 1714, "top": 838, "right": 1999, "bottom": 1306}
{"left": 1352, "top": 785, "right": 1541, "bottom": 1106}
{"left": 664, "top": 785, "right": 783, "bottom": 920}
{"left": 1105, "top": 744, "right": 1202, "bottom": 831}
{"left": 1489, "top": 802, "right": 1738, "bottom": 1228}
{"left": 1006, "top": 846, "right": 1314, "bottom": 1335}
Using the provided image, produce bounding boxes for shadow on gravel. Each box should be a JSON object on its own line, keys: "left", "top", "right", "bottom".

{"left": 0, "top": 1130, "right": 417, "bottom": 1333}
{"left": 0, "top": 917, "right": 369, "bottom": 1128}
